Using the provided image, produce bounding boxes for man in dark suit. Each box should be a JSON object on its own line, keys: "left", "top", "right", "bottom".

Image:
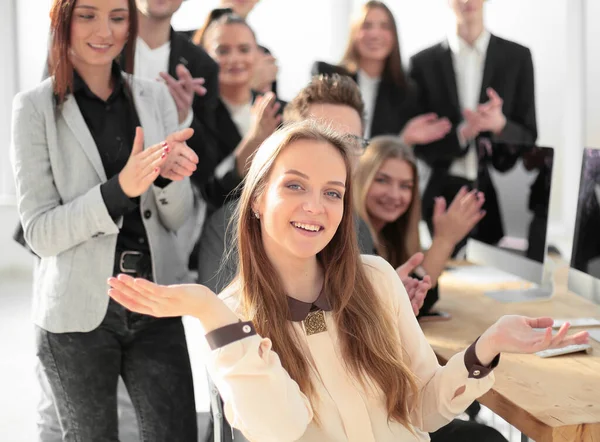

{"left": 133, "top": 0, "right": 221, "bottom": 187}
{"left": 408, "top": 0, "right": 537, "bottom": 249}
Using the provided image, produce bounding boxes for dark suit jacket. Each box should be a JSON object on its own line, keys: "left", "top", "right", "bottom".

{"left": 408, "top": 34, "right": 537, "bottom": 244}
{"left": 311, "top": 61, "right": 419, "bottom": 138}
{"left": 202, "top": 92, "right": 287, "bottom": 209}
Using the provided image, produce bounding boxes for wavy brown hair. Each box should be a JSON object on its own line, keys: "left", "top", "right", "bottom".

{"left": 340, "top": 1, "right": 406, "bottom": 89}
{"left": 232, "top": 120, "right": 419, "bottom": 426}
{"left": 48, "top": 0, "right": 137, "bottom": 105}
{"left": 354, "top": 135, "right": 421, "bottom": 268}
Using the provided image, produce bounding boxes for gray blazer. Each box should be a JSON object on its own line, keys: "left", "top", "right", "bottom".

{"left": 10, "top": 75, "right": 194, "bottom": 333}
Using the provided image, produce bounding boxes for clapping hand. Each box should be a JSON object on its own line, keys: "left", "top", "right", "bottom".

{"left": 118, "top": 127, "right": 170, "bottom": 198}
{"left": 401, "top": 113, "right": 452, "bottom": 145}
{"left": 159, "top": 128, "right": 199, "bottom": 181}
{"left": 432, "top": 186, "right": 486, "bottom": 248}
{"left": 252, "top": 52, "right": 278, "bottom": 94}
{"left": 459, "top": 88, "right": 507, "bottom": 141}
{"left": 396, "top": 252, "right": 432, "bottom": 316}
{"left": 159, "top": 64, "right": 207, "bottom": 125}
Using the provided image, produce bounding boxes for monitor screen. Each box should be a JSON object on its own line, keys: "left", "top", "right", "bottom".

{"left": 487, "top": 143, "right": 554, "bottom": 264}
{"left": 570, "top": 148, "right": 600, "bottom": 279}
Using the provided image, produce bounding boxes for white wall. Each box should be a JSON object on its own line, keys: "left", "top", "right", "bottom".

{"left": 172, "top": 0, "right": 354, "bottom": 101}
{"left": 0, "top": 0, "right": 18, "bottom": 204}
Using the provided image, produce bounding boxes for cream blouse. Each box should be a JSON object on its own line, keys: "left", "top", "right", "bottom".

{"left": 200, "top": 254, "right": 496, "bottom": 441}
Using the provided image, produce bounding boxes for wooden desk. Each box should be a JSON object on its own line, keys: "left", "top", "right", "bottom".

{"left": 421, "top": 263, "right": 600, "bottom": 442}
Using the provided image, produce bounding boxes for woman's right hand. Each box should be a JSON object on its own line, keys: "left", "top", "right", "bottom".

{"left": 119, "top": 127, "right": 169, "bottom": 198}
{"left": 107, "top": 274, "right": 213, "bottom": 318}
{"left": 107, "top": 275, "right": 241, "bottom": 333}
{"left": 249, "top": 92, "right": 281, "bottom": 144}
{"left": 432, "top": 186, "right": 486, "bottom": 247}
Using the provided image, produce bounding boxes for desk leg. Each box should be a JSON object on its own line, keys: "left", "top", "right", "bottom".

{"left": 521, "top": 434, "right": 529, "bottom": 442}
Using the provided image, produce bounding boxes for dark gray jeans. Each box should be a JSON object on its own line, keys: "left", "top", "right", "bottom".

{"left": 36, "top": 299, "right": 197, "bottom": 442}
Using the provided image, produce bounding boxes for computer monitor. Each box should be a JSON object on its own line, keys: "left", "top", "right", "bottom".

{"left": 465, "top": 142, "right": 555, "bottom": 302}
{"left": 568, "top": 148, "right": 600, "bottom": 304}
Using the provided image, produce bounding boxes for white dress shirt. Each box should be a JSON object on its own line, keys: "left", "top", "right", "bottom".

{"left": 447, "top": 30, "right": 491, "bottom": 181}
{"left": 357, "top": 70, "right": 381, "bottom": 139}
{"left": 222, "top": 98, "right": 253, "bottom": 139}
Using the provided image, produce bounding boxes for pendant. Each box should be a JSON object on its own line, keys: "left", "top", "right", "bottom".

{"left": 304, "top": 310, "right": 327, "bottom": 336}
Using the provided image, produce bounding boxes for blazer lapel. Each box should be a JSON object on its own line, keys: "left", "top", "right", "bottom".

{"left": 439, "top": 42, "right": 461, "bottom": 115}
{"left": 130, "top": 76, "right": 161, "bottom": 208}
{"left": 479, "top": 34, "right": 498, "bottom": 104}
{"left": 61, "top": 95, "right": 107, "bottom": 181}
{"left": 168, "top": 28, "right": 189, "bottom": 78}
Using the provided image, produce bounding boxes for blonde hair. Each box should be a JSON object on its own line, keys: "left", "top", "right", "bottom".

{"left": 231, "top": 120, "right": 419, "bottom": 427}
{"left": 354, "top": 135, "right": 421, "bottom": 268}
{"left": 340, "top": 1, "right": 406, "bottom": 88}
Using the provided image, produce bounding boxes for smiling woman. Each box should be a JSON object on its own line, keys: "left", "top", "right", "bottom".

{"left": 49, "top": 0, "right": 137, "bottom": 104}
{"left": 106, "top": 120, "right": 588, "bottom": 442}
{"left": 10, "top": 0, "right": 200, "bottom": 439}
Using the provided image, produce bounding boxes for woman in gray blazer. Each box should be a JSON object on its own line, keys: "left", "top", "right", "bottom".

{"left": 10, "top": 0, "right": 199, "bottom": 440}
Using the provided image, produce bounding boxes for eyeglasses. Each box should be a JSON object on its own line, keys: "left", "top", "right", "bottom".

{"left": 344, "top": 134, "right": 370, "bottom": 153}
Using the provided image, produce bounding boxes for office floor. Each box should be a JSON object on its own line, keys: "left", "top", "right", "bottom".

{"left": 0, "top": 271, "right": 525, "bottom": 442}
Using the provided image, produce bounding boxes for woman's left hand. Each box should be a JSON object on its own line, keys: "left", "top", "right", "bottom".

{"left": 477, "top": 315, "right": 590, "bottom": 365}
{"left": 107, "top": 274, "right": 210, "bottom": 318}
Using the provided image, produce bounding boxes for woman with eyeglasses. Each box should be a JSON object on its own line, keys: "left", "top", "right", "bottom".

{"left": 10, "top": 0, "right": 200, "bottom": 439}
{"left": 313, "top": 1, "right": 451, "bottom": 146}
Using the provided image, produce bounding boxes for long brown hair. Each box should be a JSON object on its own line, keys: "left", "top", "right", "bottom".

{"left": 340, "top": 1, "right": 406, "bottom": 89}
{"left": 232, "top": 121, "right": 419, "bottom": 426}
{"left": 354, "top": 135, "right": 421, "bottom": 268}
{"left": 48, "top": 0, "right": 138, "bottom": 104}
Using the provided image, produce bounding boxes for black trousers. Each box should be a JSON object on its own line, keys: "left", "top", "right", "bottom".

{"left": 431, "top": 418, "right": 507, "bottom": 442}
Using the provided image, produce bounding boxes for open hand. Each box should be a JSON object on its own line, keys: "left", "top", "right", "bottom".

{"left": 477, "top": 316, "right": 590, "bottom": 365}
{"left": 107, "top": 274, "right": 210, "bottom": 318}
